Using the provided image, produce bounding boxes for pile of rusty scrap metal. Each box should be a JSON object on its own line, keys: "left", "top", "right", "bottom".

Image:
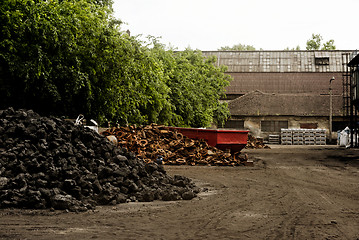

{"left": 102, "top": 124, "right": 249, "bottom": 166}
{"left": 246, "top": 135, "right": 270, "bottom": 149}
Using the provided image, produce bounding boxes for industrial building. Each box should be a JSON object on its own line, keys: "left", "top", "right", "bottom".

{"left": 347, "top": 51, "right": 359, "bottom": 147}
{"left": 202, "top": 50, "right": 353, "bottom": 142}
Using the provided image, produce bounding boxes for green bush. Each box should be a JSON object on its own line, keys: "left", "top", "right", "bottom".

{"left": 0, "top": 0, "right": 231, "bottom": 127}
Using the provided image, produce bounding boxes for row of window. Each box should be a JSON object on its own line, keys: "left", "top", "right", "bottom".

{"left": 261, "top": 121, "right": 288, "bottom": 132}
{"left": 224, "top": 120, "right": 288, "bottom": 132}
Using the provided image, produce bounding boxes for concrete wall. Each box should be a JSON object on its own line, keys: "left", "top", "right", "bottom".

{"left": 233, "top": 115, "right": 346, "bottom": 140}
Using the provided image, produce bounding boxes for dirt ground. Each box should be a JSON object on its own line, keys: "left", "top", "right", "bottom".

{"left": 1, "top": 145, "right": 359, "bottom": 240}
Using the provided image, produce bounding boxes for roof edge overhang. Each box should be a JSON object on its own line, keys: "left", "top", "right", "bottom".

{"left": 348, "top": 54, "right": 359, "bottom": 67}
{"left": 202, "top": 50, "right": 355, "bottom": 53}
{"left": 230, "top": 114, "right": 344, "bottom": 118}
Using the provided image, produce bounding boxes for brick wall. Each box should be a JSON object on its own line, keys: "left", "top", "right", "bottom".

{"left": 225, "top": 72, "right": 343, "bottom": 95}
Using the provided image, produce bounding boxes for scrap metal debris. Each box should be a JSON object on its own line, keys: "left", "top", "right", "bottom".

{"left": 102, "top": 124, "right": 249, "bottom": 166}
{"left": 246, "top": 135, "right": 270, "bottom": 149}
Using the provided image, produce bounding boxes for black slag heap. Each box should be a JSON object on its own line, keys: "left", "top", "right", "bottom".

{"left": 0, "top": 108, "right": 199, "bottom": 212}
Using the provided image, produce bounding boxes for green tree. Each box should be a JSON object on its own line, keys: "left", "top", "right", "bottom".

{"left": 218, "top": 43, "right": 256, "bottom": 51}
{"left": 87, "top": 0, "right": 113, "bottom": 8}
{"left": 284, "top": 45, "right": 301, "bottom": 50}
{"left": 168, "top": 49, "right": 231, "bottom": 127}
{"left": 0, "top": 0, "right": 163, "bottom": 124}
{"left": 149, "top": 41, "right": 231, "bottom": 127}
{"left": 0, "top": 0, "right": 231, "bottom": 128}
{"left": 306, "top": 33, "right": 322, "bottom": 50}
{"left": 306, "top": 33, "right": 336, "bottom": 50}
{"left": 0, "top": 0, "right": 107, "bottom": 116}
{"left": 322, "top": 39, "right": 336, "bottom": 50}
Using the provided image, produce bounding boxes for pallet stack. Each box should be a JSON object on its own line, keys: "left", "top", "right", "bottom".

{"left": 268, "top": 134, "right": 280, "bottom": 144}
{"left": 280, "top": 129, "right": 292, "bottom": 145}
{"left": 304, "top": 130, "right": 315, "bottom": 145}
{"left": 315, "top": 129, "right": 326, "bottom": 145}
{"left": 280, "top": 129, "right": 326, "bottom": 145}
{"left": 292, "top": 129, "right": 304, "bottom": 145}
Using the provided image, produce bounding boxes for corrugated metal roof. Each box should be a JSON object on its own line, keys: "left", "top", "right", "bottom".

{"left": 203, "top": 50, "right": 353, "bottom": 73}
{"left": 314, "top": 52, "right": 329, "bottom": 58}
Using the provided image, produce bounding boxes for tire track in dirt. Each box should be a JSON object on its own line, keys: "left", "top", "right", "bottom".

{"left": 248, "top": 147, "right": 359, "bottom": 239}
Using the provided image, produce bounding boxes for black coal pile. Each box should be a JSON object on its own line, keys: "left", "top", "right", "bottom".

{"left": 0, "top": 108, "right": 199, "bottom": 212}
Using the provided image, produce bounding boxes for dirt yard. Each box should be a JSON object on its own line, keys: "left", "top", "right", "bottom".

{"left": 1, "top": 145, "right": 358, "bottom": 240}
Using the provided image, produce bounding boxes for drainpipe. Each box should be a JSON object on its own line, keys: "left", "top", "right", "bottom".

{"left": 329, "top": 76, "right": 335, "bottom": 143}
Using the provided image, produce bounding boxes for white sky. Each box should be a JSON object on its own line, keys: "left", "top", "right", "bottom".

{"left": 113, "top": 0, "right": 359, "bottom": 51}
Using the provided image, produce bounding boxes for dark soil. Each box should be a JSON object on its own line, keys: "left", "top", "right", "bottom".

{"left": 1, "top": 145, "right": 358, "bottom": 239}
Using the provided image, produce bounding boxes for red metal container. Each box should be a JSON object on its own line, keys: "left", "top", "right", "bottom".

{"left": 168, "top": 127, "right": 249, "bottom": 153}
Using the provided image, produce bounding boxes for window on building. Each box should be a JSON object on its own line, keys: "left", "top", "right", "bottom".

{"left": 315, "top": 57, "right": 329, "bottom": 65}
{"left": 224, "top": 120, "right": 245, "bottom": 129}
{"left": 261, "top": 121, "right": 288, "bottom": 132}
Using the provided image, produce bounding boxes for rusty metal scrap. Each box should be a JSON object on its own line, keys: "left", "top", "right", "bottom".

{"left": 102, "top": 124, "right": 248, "bottom": 166}
{"left": 246, "top": 135, "right": 270, "bottom": 149}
